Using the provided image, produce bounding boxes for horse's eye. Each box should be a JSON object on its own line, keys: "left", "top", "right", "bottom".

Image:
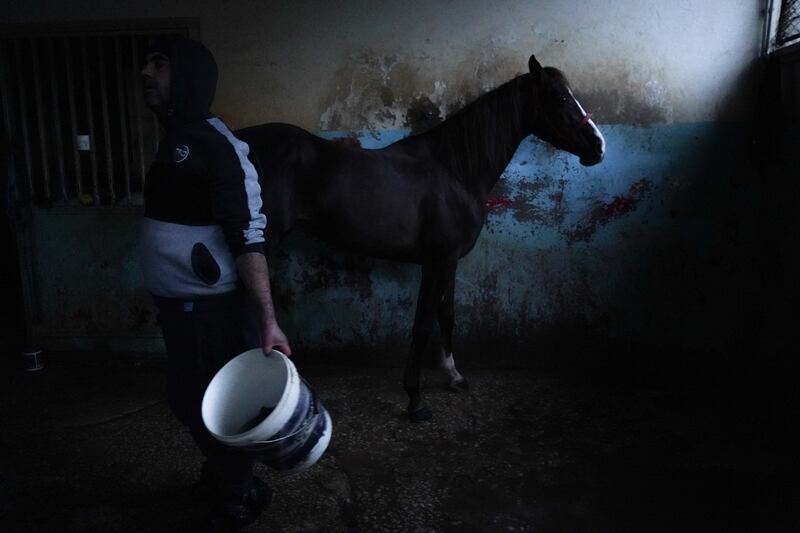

{"left": 559, "top": 95, "right": 568, "bottom": 104}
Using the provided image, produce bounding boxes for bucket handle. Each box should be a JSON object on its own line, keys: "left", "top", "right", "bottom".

{"left": 250, "top": 377, "right": 323, "bottom": 445}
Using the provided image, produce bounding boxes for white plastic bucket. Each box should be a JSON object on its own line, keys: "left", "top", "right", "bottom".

{"left": 201, "top": 349, "right": 332, "bottom": 472}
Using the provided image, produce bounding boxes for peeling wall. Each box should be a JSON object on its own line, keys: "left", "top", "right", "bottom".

{"left": 4, "top": 0, "right": 762, "bottom": 128}
{"left": 6, "top": 1, "right": 764, "bottom": 361}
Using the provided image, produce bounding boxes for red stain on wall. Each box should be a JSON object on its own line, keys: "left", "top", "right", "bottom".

{"left": 486, "top": 197, "right": 515, "bottom": 210}
{"left": 566, "top": 179, "right": 654, "bottom": 243}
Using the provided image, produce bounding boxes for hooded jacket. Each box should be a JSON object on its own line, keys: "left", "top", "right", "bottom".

{"left": 140, "top": 36, "right": 267, "bottom": 299}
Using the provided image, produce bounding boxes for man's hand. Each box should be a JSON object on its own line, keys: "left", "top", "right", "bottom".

{"left": 263, "top": 320, "right": 292, "bottom": 356}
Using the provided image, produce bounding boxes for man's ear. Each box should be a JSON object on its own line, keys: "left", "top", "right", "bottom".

{"left": 529, "top": 54, "right": 542, "bottom": 83}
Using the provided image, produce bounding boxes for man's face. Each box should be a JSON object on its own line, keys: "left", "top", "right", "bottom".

{"left": 141, "top": 52, "right": 170, "bottom": 109}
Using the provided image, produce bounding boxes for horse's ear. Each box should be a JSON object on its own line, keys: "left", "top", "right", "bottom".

{"left": 529, "top": 54, "right": 542, "bottom": 83}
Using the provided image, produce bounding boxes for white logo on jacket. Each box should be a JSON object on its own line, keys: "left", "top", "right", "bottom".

{"left": 174, "top": 145, "right": 190, "bottom": 163}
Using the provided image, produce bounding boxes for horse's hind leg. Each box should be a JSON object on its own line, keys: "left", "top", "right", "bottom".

{"left": 404, "top": 258, "right": 451, "bottom": 421}
{"left": 437, "top": 265, "right": 468, "bottom": 391}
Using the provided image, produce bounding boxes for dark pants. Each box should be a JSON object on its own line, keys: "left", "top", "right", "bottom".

{"left": 154, "top": 290, "right": 261, "bottom": 500}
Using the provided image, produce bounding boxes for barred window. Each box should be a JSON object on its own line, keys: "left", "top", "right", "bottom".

{"left": 1, "top": 20, "right": 198, "bottom": 208}
{"left": 777, "top": 0, "right": 800, "bottom": 46}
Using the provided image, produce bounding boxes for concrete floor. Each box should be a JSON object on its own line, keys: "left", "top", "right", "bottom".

{"left": 1, "top": 346, "right": 797, "bottom": 532}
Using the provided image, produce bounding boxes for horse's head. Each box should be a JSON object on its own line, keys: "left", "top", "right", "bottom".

{"left": 528, "top": 55, "right": 605, "bottom": 166}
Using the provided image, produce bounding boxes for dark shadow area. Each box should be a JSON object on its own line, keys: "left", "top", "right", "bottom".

{"left": 0, "top": 136, "right": 27, "bottom": 360}
{"left": 1, "top": 338, "right": 798, "bottom": 532}
{"left": 745, "top": 45, "right": 800, "bottom": 509}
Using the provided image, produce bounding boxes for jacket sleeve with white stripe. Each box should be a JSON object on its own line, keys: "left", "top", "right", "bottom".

{"left": 206, "top": 119, "right": 268, "bottom": 257}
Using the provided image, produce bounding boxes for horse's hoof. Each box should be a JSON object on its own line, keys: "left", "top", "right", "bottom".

{"left": 448, "top": 378, "right": 469, "bottom": 392}
{"left": 407, "top": 404, "right": 433, "bottom": 422}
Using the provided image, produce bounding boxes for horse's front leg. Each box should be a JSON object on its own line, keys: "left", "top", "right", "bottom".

{"left": 404, "top": 258, "right": 451, "bottom": 421}
{"left": 437, "top": 263, "right": 468, "bottom": 391}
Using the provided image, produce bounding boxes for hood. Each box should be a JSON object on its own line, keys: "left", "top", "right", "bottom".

{"left": 145, "top": 36, "right": 218, "bottom": 126}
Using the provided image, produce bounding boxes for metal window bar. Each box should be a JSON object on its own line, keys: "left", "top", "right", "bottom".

{"left": 0, "top": 42, "right": 13, "bottom": 143}
{"left": 64, "top": 38, "right": 83, "bottom": 199}
{"left": 31, "top": 39, "right": 52, "bottom": 203}
{"left": 80, "top": 36, "right": 99, "bottom": 205}
{"left": 97, "top": 38, "right": 116, "bottom": 204}
{"left": 131, "top": 34, "right": 146, "bottom": 194}
{"left": 0, "top": 23, "right": 192, "bottom": 208}
{"left": 114, "top": 37, "right": 131, "bottom": 203}
{"left": 12, "top": 40, "right": 34, "bottom": 200}
{"left": 47, "top": 39, "right": 68, "bottom": 201}
{"left": 778, "top": 0, "right": 800, "bottom": 44}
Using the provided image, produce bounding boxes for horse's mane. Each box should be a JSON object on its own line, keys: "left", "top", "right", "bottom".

{"left": 543, "top": 67, "right": 570, "bottom": 90}
{"left": 425, "top": 73, "right": 532, "bottom": 188}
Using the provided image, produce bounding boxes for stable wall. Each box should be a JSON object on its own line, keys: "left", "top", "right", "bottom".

{"left": 4, "top": 1, "right": 764, "bottom": 362}
{"left": 5, "top": 0, "right": 761, "bottom": 127}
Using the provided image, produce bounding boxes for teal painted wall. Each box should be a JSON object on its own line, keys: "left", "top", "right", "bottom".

{"left": 26, "top": 208, "right": 158, "bottom": 352}
{"left": 26, "top": 122, "right": 757, "bottom": 360}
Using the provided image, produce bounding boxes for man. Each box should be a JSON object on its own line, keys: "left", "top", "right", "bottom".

{"left": 139, "top": 35, "right": 290, "bottom": 530}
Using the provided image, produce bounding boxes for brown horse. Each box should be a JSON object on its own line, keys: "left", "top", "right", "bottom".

{"left": 237, "top": 54, "right": 605, "bottom": 420}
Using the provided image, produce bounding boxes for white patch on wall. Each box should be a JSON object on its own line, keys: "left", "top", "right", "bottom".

{"left": 319, "top": 53, "right": 409, "bottom": 135}
{"left": 432, "top": 80, "right": 447, "bottom": 102}
{"left": 643, "top": 78, "right": 673, "bottom": 121}
{"left": 431, "top": 80, "right": 448, "bottom": 118}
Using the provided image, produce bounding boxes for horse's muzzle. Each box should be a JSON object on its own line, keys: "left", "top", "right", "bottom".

{"left": 580, "top": 152, "right": 604, "bottom": 166}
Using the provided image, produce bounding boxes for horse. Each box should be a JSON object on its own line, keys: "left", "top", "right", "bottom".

{"left": 236, "top": 54, "right": 605, "bottom": 421}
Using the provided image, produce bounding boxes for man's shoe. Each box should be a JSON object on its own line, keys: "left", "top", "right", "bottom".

{"left": 191, "top": 462, "right": 217, "bottom": 503}
{"left": 246, "top": 476, "right": 273, "bottom": 516}
{"left": 212, "top": 475, "right": 273, "bottom": 530}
